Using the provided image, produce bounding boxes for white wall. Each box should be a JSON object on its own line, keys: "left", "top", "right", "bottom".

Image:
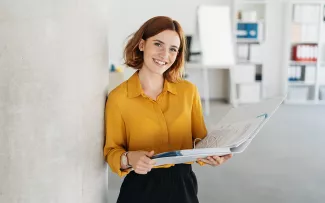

{"left": 108, "top": 0, "right": 286, "bottom": 99}
{"left": 0, "top": 0, "right": 109, "bottom": 202}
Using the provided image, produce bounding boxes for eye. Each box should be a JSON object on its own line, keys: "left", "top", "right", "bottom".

{"left": 154, "top": 42, "right": 161, "bottom": 47}
{"left": 170, "top": 48, "right": 178, "bottom": 52}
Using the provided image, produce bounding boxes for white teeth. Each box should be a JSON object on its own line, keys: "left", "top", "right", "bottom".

{"left": 154, "top": 59, "right": 166, "bottom": 65}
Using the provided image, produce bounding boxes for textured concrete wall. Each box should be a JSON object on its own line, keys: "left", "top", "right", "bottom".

{"left": 0, "top": 0, "right": 109, "bottom": 202}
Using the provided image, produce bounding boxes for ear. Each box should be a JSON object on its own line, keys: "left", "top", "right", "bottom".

{"left": 138, "top": 39, "right": 145, "bottom": 51}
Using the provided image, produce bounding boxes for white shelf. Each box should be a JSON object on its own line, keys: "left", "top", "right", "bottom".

{"left": 291, "top": 41, "right": 319, "bottom": 44}
{"left": 185, "top": 62, "right": 230, "bottom": 70}
{"left": 233, "top": 0, "right": 268, "bottom": 105}
{"left": 236, "top": 39, "right": 261, "bottom": 44}
{"left": 290, "top": 0, "right": 325, "bottom": 3}
{"left": 240, "top": 0, "right": 269, "bottom": 4}
{"left": 288, "top": 81, "right": 315, "bottom": 86}
{"left": 292, "top": 21, "right": 319, "bottom": 25}
{"left": 237, "top": 61, "right": 263, "bottom": 66}
{"left": 235, "top": 81, "right": 262, "bottom": 85}
{"left": 236, "top": 20, "right": 264, "bottom": 23}
{"left": 290, "top": 61, "right": 317, "bottom": 66}
{"left": 283, "top": 1, "right": 325, "bottom": 105}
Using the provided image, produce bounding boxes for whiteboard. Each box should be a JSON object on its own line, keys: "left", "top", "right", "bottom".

{"left": 197, "top": 5, "right": 235, "bottom": 67}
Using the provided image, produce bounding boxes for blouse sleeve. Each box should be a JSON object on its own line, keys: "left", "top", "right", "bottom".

{"left": 191, "top": 86, "right": 208, "bottom": 141}
{"left": 191, "top": 86, "right": 208, "bottom": 166}
{"left": 103, "top": 94, "right": 131, "bottom": 177}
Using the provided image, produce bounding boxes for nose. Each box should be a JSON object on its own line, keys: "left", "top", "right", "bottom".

{"left": 158, "top": 47, "right": 168, "bottom": 59}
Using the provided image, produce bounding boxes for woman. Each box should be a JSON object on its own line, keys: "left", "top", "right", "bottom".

{"left": 104, "top": 16, "right": 232, "bottom": 203}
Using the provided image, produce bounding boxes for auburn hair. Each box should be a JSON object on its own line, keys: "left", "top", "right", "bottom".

{"left": 124, "top": 16, "right": 186, "bottom": 82}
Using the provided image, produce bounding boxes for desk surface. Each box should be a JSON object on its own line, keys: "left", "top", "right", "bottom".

{"left": 185, "top": 62, "right": 231, "bottom": 69}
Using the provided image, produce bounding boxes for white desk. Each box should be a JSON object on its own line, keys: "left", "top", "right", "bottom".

{"left": 108, "top": 72, "right": 124, "bottom": 93}
{"left": 185, "top": 62, "right": 236, "bottom": 115}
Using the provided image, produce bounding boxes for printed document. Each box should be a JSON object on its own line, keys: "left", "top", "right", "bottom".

{"left": 152, "top": 97, "right": 285, "bottom": 166}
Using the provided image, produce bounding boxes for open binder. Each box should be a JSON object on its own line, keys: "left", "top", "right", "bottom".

{"left": 152, "top": 97, "right": 285, "bottom": 166}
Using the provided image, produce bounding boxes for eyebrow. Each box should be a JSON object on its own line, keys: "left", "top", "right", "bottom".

{"left": 153, "top": 39, "right": 179, "bottom": 49}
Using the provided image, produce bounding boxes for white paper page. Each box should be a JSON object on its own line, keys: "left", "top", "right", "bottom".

{"left": 195, "top": 116, "right": 266, "bottom": 149}
{"left": 217, "top": 97, "right": 285, "bottom": 125}
{"left": 230, "top": 138, "right": 253, "bottom": 153}
{"left": 231, "top": 110, "right": 278, "bottom": 153}
{"left": 217, "top": 116, "right": 266, "bottom": 148}
{"left": 228, "top": 97, "right": 286, "bottom": 153}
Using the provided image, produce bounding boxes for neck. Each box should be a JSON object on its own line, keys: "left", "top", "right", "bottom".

{"left": 138, "top": 68, "right": 164, "bottom": 92}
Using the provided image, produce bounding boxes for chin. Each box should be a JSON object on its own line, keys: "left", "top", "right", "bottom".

{"left": 151, "top": 69, "right": 165, "bottom": 75}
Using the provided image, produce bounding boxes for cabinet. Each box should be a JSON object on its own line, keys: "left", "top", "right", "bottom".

{"left": 283, "top": 1, "right": 325, "bottom": 104}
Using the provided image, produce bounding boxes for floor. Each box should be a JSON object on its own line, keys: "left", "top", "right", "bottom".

{"left": 108, "top": 102, "right": 325, "bottom": 203}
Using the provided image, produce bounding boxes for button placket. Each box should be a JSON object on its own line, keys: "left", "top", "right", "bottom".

{"left": 152, "top": 100, "right": 169, "bottom": 152}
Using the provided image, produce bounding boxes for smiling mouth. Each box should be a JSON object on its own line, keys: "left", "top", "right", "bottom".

{"left": 153, "top": 58, "right": 167, "bottom": 66}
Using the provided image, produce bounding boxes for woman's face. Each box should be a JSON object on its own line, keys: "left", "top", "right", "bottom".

{"left": 139, "top": 30, "right": 180, "bottom": 75}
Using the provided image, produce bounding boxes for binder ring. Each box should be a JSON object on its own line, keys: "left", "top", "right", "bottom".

{"left": 193, "top": 134, "right": 220, "bottom": 149}
{"left": 193, "top": 138, "right": 202, "bottom": 149}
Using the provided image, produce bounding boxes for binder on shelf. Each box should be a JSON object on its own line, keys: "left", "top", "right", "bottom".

{"left": 288, "top": 66, "right": 302, "bottom": 81}
{"left": 296, "top": 66, "right": 302, "bottom": 81}
{"left": 320, "top": 87, "right": 325, "bottom": 100}
{"left": 237, "top": 23, "right": 258, "bottom": 39}
{"left": 237, "top": 22, "right": 263, "bottom": 41}
{"left": 291, "top": 24, "right": 318, "bottom": 43}
{"left": 250, "top": 44, "right": 263, "bottom": 64}
{"left": 240, "top": 10, "right": 257, "bottom": 22}
{"left": 293, "top": 4, "right": 320, "bottom": 23}
{"left": 292, "top": 44, "right": 318, "bottom": 62}
{"left": 304, "top": 66, "right": 316, "bottom": 83}
{"left": 291, "top": 24, "right": 301, "bottom": 43}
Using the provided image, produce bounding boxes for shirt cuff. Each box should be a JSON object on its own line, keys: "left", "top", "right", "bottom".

{"left": 196, "top": 160, "right": 206, "bottom": 166}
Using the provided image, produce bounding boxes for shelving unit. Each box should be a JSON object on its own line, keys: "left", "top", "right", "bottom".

{"left": 288, "top": 81, "right": 316, "bottom": 86}
{"left": 283, "top": 1, "right": 325, "bottom": 104}
{"left": 232, "top": 0, "right": 268, "bottom": 104}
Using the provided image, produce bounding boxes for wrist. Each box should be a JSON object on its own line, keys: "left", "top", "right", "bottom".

{"left": 121, "top": 151, "right": 132, "bottom": 169}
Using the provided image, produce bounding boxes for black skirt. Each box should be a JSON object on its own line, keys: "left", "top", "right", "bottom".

{"left": 117, "top": 164, "right": 199, "bottom": 203}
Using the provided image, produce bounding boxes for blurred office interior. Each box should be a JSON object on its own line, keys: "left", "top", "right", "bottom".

{"left": 1, "top": 0, "right": 325, "bottom": 203}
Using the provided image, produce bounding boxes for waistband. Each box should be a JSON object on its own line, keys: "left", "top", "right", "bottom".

{"left": 129, "top": 164, "right": 193, "bottom": 178}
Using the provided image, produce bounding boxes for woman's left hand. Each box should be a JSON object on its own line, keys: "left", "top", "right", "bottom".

{"left": 198, "top": 154, "right": 233, "bottom": 166}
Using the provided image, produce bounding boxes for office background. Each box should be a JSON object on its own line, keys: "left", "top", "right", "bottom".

{"left": 0, "top": 0, "right": 325, "bottom": 203}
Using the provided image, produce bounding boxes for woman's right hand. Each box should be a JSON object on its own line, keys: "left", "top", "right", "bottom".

{"left": 128, "top": 150, "right": 156, "bottom": 174}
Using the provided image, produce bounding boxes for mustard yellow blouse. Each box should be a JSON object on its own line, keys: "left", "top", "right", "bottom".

{"left": 104, "top": 71, "right": 207, "bottom": 177}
